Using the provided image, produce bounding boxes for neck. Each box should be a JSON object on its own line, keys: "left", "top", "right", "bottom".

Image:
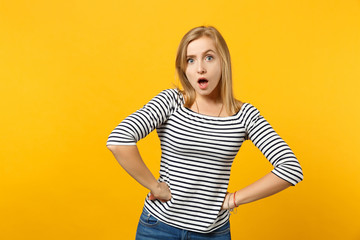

{"left": 195, "top": 98, "right": 224, "bottom": 117}
{"left": 195, "top": 97, "right": 222, "bottom": 107}
{"left": 195, "top": 89, "right": 222, "bottom": 105}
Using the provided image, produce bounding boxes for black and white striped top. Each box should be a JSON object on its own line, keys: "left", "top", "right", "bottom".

{"left": 106, "top": 88, "right": 303, "bottom": 233}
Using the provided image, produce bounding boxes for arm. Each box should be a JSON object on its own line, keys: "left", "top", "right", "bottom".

{"left": 222, "top": 105, "right": 303, "bottom": 209}
{"left": 222, "top": 172, "right": 292, "bottom": 209}
{"left": 107, "top": 145, "right": 171, "bottom": 201}
{"left": 106, "top": 89, "right": 179, "bottom": 201}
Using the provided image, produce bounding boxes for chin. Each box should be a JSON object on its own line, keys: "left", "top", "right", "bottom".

{"left": 197, "top": 89, "right": 215, "bottom": 96}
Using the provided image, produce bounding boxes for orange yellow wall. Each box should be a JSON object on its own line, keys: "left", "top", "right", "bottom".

{"left": 1, "top": 0, "right": 359, "bottom": 239}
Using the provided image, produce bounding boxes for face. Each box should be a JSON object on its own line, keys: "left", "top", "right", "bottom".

{"left": 185, "top": 36, "right": 222, "bottom": 99}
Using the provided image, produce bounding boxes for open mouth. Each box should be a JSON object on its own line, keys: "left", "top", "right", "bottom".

{"left": 198, "top": 78, "right": 208, "bottom": 86}
{"left": 197, "top": 78, "right": 209, "bottom": 89}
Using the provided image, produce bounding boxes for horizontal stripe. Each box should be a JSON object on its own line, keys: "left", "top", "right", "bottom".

{"left": 106, "top": 88, "right": 303, "bottom": 233}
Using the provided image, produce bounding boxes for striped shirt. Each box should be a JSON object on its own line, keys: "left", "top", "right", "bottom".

{"left": 106, "top": 88, "right": 303, "bottom": 233}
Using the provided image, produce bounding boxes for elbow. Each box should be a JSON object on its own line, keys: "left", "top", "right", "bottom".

{"left": 299, "top": 169, "right": 304, "bottom": 183}
{"left": 273, "top": 162, "right": 303, "bottom": 186}
{"left": 107, "top": 145, "right": 122, "bottom": 154}
{"left": 293, "top": 167, "right": 304, "bottom": 186}
{"left": 293, "top": 166, "right": 304, "bottom": 186}
{"left": 107, "top": 145, "right": 115, "bottom": 151}
{"left": 107, "top": 145, "right": 121, "bottom": 153}
{"left": 106, "top": 144, "right": 136, "bottom": 153}
{"left": 297, "top": 163, "right": 304, "bottom": 183}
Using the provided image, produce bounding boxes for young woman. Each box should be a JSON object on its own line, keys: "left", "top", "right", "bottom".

{"left": 106, "top": 26, "right": 303, "bottom": 240}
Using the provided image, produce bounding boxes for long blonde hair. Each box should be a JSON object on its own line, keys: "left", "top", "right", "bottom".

{"left": 175, "top": 26, "right": 242, "bottom": 115}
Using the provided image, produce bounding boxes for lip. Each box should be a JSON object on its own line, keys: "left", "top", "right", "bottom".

{"left": 197, "top": 78, "right": 209, "bottom": 90}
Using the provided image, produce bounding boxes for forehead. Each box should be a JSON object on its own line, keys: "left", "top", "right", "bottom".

{"left": 186, "top": 36, "right": 217, "bottom": 55}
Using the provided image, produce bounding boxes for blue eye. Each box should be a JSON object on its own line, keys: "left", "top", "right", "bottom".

{"left": 187, "top": 58, "right": 194, "bottom": 63}
{"left": 205, "top": 56, "right": 213, "bottom": 61}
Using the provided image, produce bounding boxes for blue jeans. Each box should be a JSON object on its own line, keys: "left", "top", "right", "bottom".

{"left": 135, "top": 207, "right": 231, "bottom": 240}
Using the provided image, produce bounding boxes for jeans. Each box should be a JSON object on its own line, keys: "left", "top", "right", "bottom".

{"left": 135, "top": 207, "right": 231, "bottom": 240}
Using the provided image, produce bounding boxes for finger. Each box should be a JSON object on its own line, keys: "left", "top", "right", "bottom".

{"left": 148, "top": 193, "right": 155, "bottom": 200}
{"left": 150, "top": 196, "right": 167, "bottom": 202}
{"left": 149, "top": 193, "right": 165, "bottom": 201}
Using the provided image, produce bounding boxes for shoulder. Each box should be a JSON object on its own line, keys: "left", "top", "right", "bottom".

{"left": 238, "top": 102, "right": 259, "bottom": 114}
{"left": 149, "top": 88, "right": 183, "bottom": 109}
{"left": 158, "top": 88, "right": 180, "bottom": 97}
{"left": 149, "top": 88, "right": 177, "bottom": 101}
{"left": 239, "top": 102, "right": 261, "bottom": 123}
{"left": 232, "top": 100, "right": 260, "bottom": 117}
{"left": 158, "top": 88, "right": 184, "bottom": 104}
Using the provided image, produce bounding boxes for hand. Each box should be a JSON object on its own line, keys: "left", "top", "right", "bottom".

{"left": 221, "top": 192, "right": 236, "bottom": 210}
{"left": 149, "top": 182, "right": 172, "bottom": 202}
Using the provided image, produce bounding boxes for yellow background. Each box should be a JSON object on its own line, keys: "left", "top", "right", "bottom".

{"left": 1, "top": 0, "right": 359, "bottom": 239}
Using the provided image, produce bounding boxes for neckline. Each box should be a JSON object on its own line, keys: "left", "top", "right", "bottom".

{"left": 178, "top": 99, "right": 247, "bottom": 120}
{"left": 180, "top": 104, "right": 247, "bottom": 120}
{"left": 195, "top": 100, "right": 224, "bottom": 118}
{"left": 175, "top": 88, "right": 247, "bottom": 120}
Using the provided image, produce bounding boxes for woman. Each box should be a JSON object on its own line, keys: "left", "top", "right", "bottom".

{"left": 106, "top": 26, "right": 303, "bottom": 239}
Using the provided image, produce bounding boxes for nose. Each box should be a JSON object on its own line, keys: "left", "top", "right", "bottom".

{"left": 197, "top": 61, "right": 206, "bottom": 74}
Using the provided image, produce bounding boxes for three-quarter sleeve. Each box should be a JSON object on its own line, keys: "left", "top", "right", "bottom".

{"left": 244, "top": 104, "right": 303, "bottom": 186}
{"left": 106, "top": 89, "right": 179, "bottom": 146}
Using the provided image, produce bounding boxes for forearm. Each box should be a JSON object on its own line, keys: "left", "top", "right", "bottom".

{"left": 107, "top": 145, "right": 159, "bottom": 193}
{"left": 235, "top": 172, "right": 292, "bottom": 206}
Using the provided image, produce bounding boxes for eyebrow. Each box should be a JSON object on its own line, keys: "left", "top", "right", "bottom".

{"left": 186, "top": 49, "right": 216, "bottom": 58}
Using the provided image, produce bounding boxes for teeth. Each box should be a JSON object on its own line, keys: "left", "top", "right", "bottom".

{"left": 199, "top": 80, "right": 208, "bottom": 86}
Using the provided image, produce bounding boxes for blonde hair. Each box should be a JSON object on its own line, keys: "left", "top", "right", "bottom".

{"left": 175, "top": 26, "right": 243, "bottom": 116}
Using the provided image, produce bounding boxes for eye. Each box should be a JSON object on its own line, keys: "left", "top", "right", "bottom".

{"left": 205, "top": 55, "right": 213, "bottom": 61}
{"left": 187, "top": 58, "right": 194, "bottom": 64}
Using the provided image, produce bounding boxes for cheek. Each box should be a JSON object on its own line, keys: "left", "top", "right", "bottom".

{"left": 214, "top": 64, "right": 222, "bottom": 80}
{"left": 185, "top": 67, "right": 194, "bottom": 79}
{"left": 217, "top": 67, "right": 222, "bottom": 79}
